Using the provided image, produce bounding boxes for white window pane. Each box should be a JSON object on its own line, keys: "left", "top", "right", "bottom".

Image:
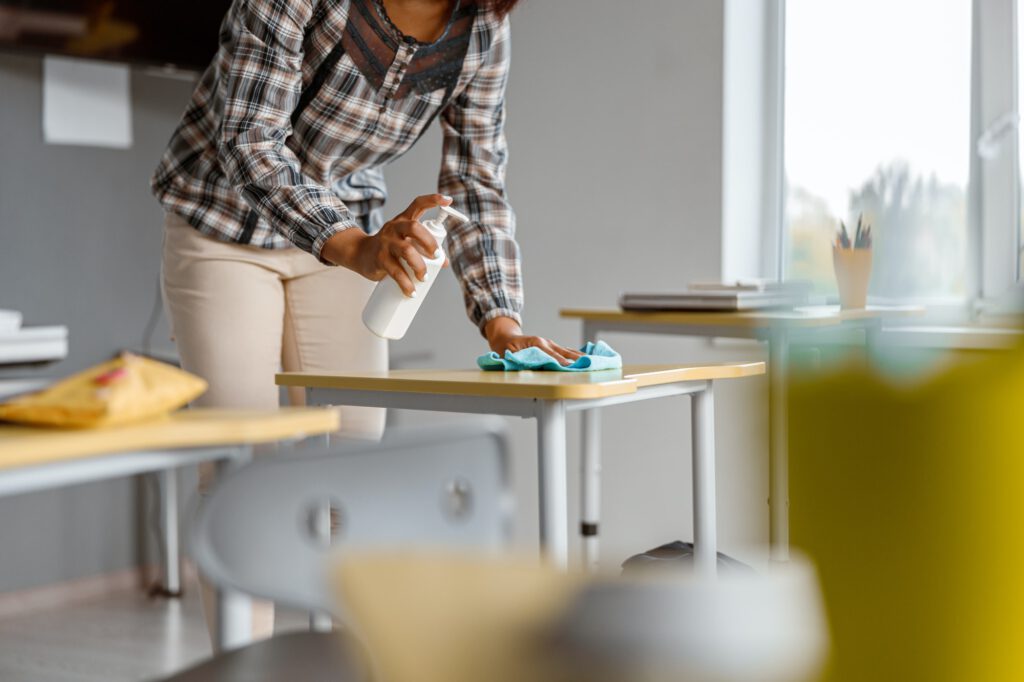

{"left": 1019, "top": 0, "right": 1024, "bottom": 280}
{"left": 784, "top": 0, "right": 971, "bottom": 300}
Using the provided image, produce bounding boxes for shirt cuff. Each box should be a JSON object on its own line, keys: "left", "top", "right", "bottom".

{"left": 477, "top": 303, "right": 523, "bottom": 335}
{"left": 311, "top": 218, "right": 362, "bottom": 265}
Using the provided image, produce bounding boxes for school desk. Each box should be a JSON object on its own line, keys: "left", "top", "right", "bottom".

{"left": 0, "top": 407, "right": 340, "bottom": 651}
{"left": 277, "top": 363, "right": 765, "bottom": 575}
{"left": 560, "top": 305, "right": 922, "bottom": 562}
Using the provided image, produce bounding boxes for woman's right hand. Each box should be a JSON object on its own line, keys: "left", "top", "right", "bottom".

{"left": 322, "top": 193, "right": 452, "bottom": 297}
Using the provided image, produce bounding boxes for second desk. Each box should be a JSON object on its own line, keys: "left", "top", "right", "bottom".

{"left": 561, "top": 305, "right": 921, "bottom": 561}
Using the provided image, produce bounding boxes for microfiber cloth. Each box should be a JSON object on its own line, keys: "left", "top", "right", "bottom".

{"left": 477, "top": 340, "right": 622, "bottom": 372}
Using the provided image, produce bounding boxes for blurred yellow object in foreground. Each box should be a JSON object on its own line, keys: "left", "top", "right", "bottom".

{"left": 335, "top": 553, "right": 576, "bottom": 682}
{"left": 333, "top": 552, "right": 828, "bottom": 682}
{"left": 0, "top": 353, "right": 207, "bottom": 428}
{"left": 790, "top": 342, "right": 1024, "bottom": 681}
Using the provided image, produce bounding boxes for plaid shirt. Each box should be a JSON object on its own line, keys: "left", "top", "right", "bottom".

{"left": 152, "top": 0, "right": 521, "bottom": 329}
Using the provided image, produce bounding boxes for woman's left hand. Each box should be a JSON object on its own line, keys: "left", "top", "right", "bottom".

{"left": 484, "top": 317, "right": 584, "bottom": 367}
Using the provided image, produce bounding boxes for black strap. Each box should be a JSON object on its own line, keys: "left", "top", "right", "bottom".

{"left": 239, "top": 208, "right": 261, "bottom": 243}
{"left": 291, "top": 39, "right": 348, "bottom": 128}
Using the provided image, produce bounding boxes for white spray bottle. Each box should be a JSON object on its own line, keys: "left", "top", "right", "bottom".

{"left": 362, "top": 205, "right": 469, "bottom": 340}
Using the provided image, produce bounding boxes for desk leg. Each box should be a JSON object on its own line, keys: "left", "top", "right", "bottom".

{"left": 159, "top": 469, "right": 181, "bottom": 597}
{"left": 536, "top": 400, "right": 569, "bottom": 569}
{"left": 691, "top": 382, "right": 717, "bottom": 578}
{"left": 214, "top": 447, "right": 254, "bottom": 653}
{"left": 581, "top": 408, "right": 601, "bottom": 572}
{"left": 580, "top": 320, "right": 602, "bottom": 571}
{"left": 768, "top": 330, "right": 790, "bottom": 561}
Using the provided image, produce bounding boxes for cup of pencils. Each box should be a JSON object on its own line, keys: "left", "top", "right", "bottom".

{"left": 832, "top": 214, "right": 873, "bottom": 310}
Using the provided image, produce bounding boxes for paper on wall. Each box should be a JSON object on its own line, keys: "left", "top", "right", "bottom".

{"left": 43, "top": 56, "right": 132, "bottom": 149}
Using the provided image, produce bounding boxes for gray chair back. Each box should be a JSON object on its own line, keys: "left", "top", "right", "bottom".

{"left": 189, "top": 421, "right": 511, "bottom": 615}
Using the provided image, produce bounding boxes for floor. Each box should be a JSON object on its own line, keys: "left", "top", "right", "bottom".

{"left": 0, "top": 578, "right": 307, "bottom": 682}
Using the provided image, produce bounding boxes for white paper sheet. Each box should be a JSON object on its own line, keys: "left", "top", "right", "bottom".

{"left": 43, "top": 56, "right": 132, "bottom": 149}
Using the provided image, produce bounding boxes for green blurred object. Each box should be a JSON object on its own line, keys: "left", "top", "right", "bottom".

{"left": 789, "top": 340, "right": 1024, "bottom": 681}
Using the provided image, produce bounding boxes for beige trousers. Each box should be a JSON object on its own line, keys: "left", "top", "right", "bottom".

{"left": 161, "top": 212, "right": 387, "bottom": 643}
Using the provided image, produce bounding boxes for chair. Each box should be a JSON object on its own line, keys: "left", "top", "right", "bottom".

{"left": 161, "top": 421, "right": 511, "bottom": 682}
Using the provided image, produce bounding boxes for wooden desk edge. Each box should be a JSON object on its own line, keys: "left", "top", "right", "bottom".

{"left": 171, "top": 408, "right": 341, "bottom": 444}
{"left": 277, "top": 362, "right": 766, "bottom": 398}
{"left": 277, "top": 372, "right": 639, "bottom": 400}
{"left": 625, "top": 362, "right": 766, "bottom": 386}
{"left": 0, "top": 407, "right": 341, "bottom": 471}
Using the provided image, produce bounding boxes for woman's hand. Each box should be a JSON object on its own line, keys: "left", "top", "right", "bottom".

{"left": 322, "top": 193, "right": 452, "bottom": 296}
{"left": 484, "top": 317, "right": 584, "bottom": 367}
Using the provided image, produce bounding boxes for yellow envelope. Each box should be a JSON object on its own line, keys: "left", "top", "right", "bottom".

{"left": 0, "top": 353, "right": 207, "bottom": 428}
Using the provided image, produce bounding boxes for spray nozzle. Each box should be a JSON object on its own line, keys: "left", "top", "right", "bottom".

{"left": 438, "top": 204, "right": 470, "bottom": 227}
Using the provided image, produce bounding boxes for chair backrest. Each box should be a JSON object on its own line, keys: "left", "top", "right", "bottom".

{"left": 189, "top": 421, "right": 512, "bottom": 615}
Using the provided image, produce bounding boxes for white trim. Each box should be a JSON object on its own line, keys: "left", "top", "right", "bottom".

{"left": 977, "top": 0, "right": 1019, "bottom": 299}
{"left": 720, "top": 0, "right": 785, "bottom": 282}
{"left": 764, "top": 0, "right": 786, "bottom": 282}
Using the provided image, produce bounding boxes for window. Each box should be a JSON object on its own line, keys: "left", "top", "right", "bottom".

{"left": 782, "top": 0, "right": 972, "bottom": 303}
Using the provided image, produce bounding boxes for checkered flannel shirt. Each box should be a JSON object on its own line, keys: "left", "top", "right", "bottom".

{"left": 151, "top": 0, "right": 522, "bottom": 329}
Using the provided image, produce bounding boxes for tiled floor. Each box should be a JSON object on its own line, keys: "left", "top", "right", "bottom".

{"left": 0, "top": 578, "right": 307, "bottom": 682}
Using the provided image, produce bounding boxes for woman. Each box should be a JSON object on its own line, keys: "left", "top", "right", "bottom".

{"left": 153, "top": 0, "right": 579, "bottom": 643}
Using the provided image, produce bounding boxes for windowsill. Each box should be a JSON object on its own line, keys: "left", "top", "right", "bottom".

{"left": 712, "top": 321, "right": 1023, "bottom": 351}
{"left": 878, "top": 325, "right": 1022, "bottom": 351}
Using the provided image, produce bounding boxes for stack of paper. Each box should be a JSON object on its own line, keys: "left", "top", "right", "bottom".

{"left": 0, "top": 310, "right": 23, "bottom": 334}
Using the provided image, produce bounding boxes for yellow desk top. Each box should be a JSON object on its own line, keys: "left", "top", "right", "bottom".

{"left": 276, "top": 362, "right": 765, "bottom": 400}
{"left": 560, "top": 305, "right": 924, "bottom": 329}
{"left": 0, "top": 407, "right": 340, "bottom": 471}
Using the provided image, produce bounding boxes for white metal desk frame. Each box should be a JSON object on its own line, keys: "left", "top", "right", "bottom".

{"left": 304, "top": 378, "right": 721, "bottom": 577}
{"left": 0, "top": 443, "right": 263, "bottom": 652}
{"left": 576, "top": 317, "right": 883, "bottom": 564}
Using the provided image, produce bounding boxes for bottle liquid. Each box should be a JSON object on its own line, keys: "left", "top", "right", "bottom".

{"left": 362, "top": 205, "right": 469, "bottom": 340}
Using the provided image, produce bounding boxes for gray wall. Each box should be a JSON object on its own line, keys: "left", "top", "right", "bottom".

{"left": 0, "top": 0, "right": 770, "bottom": 593}
{"left": 0, "top": 55, "right": 193, "bottom": 590}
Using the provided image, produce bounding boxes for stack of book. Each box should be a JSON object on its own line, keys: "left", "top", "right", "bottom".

{"left": 619, "top": 280, "right": 811, "bottom": 312}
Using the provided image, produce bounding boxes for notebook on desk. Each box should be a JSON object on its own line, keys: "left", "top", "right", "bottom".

{"left": 619, "top": 281, "right": 812, "bottom": 312}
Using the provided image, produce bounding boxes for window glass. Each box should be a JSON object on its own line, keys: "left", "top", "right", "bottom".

{"left": 784, "top": 0, "right": 971, "bottom": 300}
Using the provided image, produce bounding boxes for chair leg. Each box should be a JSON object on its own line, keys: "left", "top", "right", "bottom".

{"left": 310, "top": 499, "right": 333, "bottom": 632}
{"left": 217, "top": 588, "right": 254, "bottom": 652}
{"left": 214, "top": 447, "right": 256, "bottom": 651}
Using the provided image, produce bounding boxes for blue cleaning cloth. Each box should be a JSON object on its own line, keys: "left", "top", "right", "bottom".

{"left": 477, "top": 340, "right": 622, "bottom": 372}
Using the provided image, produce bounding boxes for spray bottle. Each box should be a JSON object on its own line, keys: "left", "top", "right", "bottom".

{"left": 362, "top": 205, "right": 469, "bottom": 340}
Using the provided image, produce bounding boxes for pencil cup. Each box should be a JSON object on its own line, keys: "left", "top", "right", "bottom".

{"left": 832, "top": 247, "right": 872, "bottom": 310}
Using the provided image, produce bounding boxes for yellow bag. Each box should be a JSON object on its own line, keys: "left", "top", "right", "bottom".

{"left": 0, "top": 353, "right": 207, "bottom": 428}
